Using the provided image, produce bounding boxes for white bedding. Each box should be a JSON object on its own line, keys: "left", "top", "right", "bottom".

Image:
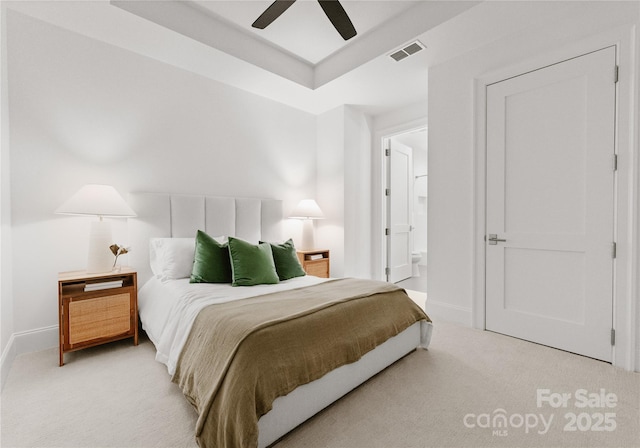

{"left": 138, "top": 275, "right": 329, "bottom": 375}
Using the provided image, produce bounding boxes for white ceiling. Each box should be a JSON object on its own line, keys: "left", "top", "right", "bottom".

{"left": 111, "top": 0, "right": 481, "bottom": 91}
{"left": 192, "top": 0, "right": 421, "bottom": 64}
{"left": 7, "top": 1, "right": 585, "bottom": 117}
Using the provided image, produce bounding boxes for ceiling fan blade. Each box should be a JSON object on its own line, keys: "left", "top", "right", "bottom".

{"left": 252, "top": 0, "right": 297, "bottom": 29}
{"left": 317, "top": 0, "right": 357, "bottom": 40}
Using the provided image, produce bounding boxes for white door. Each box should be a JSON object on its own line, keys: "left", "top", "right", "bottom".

{"left": 387, "top": 139, "right": 413, "bottom": 283}
{"left": 485, "top": 47, "right": 616, "bottom": 362}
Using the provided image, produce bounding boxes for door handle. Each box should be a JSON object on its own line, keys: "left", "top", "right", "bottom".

{"left": 487, "top": 234, "right": 507, "bottom": 245}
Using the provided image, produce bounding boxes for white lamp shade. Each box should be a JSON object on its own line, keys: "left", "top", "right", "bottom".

{"left": 55, "top": 184, "right": 136, "bottom": 218}
{"left": 56, "top": 184, "right": 135, "bottom": 273}
{"left": 289, "top": 199, "right": 324, "bottom": 219}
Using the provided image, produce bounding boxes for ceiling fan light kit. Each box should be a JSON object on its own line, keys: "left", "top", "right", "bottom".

{"left": 252, "top": 0, "right": 357, "bottom": 41}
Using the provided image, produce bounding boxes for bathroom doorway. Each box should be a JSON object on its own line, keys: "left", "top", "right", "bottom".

{"left": 384, "top": 127, "right": 427, "bottom": 291}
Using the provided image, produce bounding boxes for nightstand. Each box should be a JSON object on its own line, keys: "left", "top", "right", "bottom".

{"left": 297, "top": 249, "right": 330, "bottom": 278}
{"left": 58, "top": 267, "right": 138, "bottom": 366}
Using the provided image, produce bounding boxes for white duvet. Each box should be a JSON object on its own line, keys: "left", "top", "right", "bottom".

{"left": 138, "top": 275, "right": 329, "bottom": 375}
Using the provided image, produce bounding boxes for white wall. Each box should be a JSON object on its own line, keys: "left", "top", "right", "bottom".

{"left": 343, "top": 106, "right": 372, "bottom": 279}
{"left": 634, "top": 5, "right": 640, "bottom": 374}
{"left": 427, "top": 1, "right": 640, "bottom": 367}
{"left": 316, "top": 107, "right": 345, "bottom": 277}
{"left": 316, "top": 105, "right": 372, "bottom": 279}
{"left": 6, "top": 11, "right": 318, "bottom": 352}
{"left": 0, "top": 2, "right": 15, "bottom": 388}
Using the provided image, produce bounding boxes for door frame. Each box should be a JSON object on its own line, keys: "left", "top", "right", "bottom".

{"left": 472, "top": 26, "right": 639, "bottom": 371}
{"left": 375, "top": 119, "right": 428, "bottom": 283}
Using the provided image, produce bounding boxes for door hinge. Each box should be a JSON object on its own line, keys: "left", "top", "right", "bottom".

{"left": 385, "top": 188, "right": 390, "bottom": 196}
{"left": 611, "top": 328, "right": 616, "bottom": 346}
{"left": 385, "top": 267, "right": 391, "bottom": 276}
{"left": 385, "top": 228, "right": 390, "bottom": 236}
{"left": 385, "top": 148, "right": 390, "bottom": 156}
{"left": 613, "top": 154, "right": 618, "bottom": 171}
{"left": 612, "top": 242, "right": 617, "bottom": 259}
{"left": 614, "top": 65, "right": 619, "bottom": 84}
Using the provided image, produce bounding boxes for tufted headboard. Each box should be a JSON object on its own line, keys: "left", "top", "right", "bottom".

{"left": 127, "top": 193, "right": 283, "bottom": 286}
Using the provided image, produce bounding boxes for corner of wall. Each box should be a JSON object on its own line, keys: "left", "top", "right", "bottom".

{"left": 315, "top": 105, "right": 377, "bottom": 279}
{"left": 0, "top": 0, "right": 15, "bottom": 383}
{"left": 343, "top": 106, "right": 373, "bottom": 279}
{"left": 424, "top": 300, "right": 473, "bottom": 327}
{"left": 0, "top": 326, "right": 59, "bottom": 391}
{"left": 0, "top": 333, "right": 15, "bottom": 391}
{"left": 316, "top": 106, "right": 346, "bottom": 278}
{"left": 634, "top": 22, "right": 640, "bottom": 373}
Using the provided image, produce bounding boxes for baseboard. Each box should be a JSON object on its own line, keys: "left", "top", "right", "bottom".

{"left": 425, "top": 300, "right": 472, "bottom": 326}
{"left": 14, "top": 325, "right": 58, "bottom": 354}
{"left": 1, "top": 325, "right": 58, "bottom": 390}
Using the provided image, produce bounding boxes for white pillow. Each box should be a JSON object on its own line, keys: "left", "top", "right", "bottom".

{"left": 149, "top": 238, "right": 195, "bottom": 280}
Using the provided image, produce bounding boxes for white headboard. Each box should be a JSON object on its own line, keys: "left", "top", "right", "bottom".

{"left": 127, "top": 193, "right": 283, "bottom": 286}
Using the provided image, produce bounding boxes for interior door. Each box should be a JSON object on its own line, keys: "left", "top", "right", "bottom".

{"left": 485, "top": 47, "right": 616, "bottom": 362}
{"left": 387, "top": 139, "right": 413, "bottom": 283}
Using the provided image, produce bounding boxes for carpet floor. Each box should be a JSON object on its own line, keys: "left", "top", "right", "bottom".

{"left": 2, "top": 316, "right": 638, "bottom": 447}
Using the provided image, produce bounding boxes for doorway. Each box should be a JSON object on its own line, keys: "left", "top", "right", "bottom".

{"left": 484, "top": 47, "right": 616, "bottom": 362}
{"left": 384, "top": 127, "right": 428, "bottom": 291}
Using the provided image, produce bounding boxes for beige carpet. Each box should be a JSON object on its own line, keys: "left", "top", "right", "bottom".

{"left": 2, "top": 319, "right": 638, "bottom": 448}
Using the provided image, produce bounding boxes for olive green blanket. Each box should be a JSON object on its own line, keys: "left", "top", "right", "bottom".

{"left": 173, "top": 278, "right": 430, "bottom": 448}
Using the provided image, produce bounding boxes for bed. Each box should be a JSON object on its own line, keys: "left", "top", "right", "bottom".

{"left": 128, "top": 193, "right": 433, "bottom": 448}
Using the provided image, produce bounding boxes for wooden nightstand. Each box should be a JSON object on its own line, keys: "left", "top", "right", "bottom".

{"left": 297, "top": 249, "right": 330, "bottom": 278}
{"left": 58, "top": 267, "right": 138, "bottom": 366}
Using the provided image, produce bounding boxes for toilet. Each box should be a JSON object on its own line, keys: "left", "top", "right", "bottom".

{"left": 411, "top": 252, "right": 422, "bottom": 277}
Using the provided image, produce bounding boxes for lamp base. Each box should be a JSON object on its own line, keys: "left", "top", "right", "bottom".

{"left": 87, "top": 220, "right": 113, "bottom": 273}
{"left": 300, "top": 219, "right": 315, "bottom": 251}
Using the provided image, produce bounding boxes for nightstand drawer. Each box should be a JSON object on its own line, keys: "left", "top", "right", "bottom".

{"left": 68, "top": 293, "right": 132, "bottom": 344}
{"left": 305, "top": 260, "right": 329, "bottom": 278}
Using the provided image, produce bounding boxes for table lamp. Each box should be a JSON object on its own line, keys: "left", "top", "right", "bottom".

{"left": 55, "top": 184, "right": 136, "bottom": 273}
{"left": 289, "top": 199, "right": 324, "bottom": 250}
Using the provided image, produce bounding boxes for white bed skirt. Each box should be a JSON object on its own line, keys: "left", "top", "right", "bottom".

{"left": 257, "top": 320, "right": 432, "bottom": 447}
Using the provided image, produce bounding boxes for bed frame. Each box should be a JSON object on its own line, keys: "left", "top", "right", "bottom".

{"left": 127, "top": 192, "right": 427, "bottom": 448}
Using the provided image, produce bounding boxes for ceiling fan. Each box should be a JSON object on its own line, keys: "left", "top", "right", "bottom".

{"left": 252, "top": 0, "right": 357, "bottom": 41}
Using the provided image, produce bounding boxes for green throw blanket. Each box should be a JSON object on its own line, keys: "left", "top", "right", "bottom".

{"left": 173, "top": 278, "right": 430, "bottom": 448}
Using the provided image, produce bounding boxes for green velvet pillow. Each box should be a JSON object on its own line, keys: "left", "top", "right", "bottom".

{"left": 261, "top": 239, "right": 306, "bottom": 281}
{"left": 228, "top": 237, "right": 279, "bottom": 286}
{"left": 189, "top": 230, "right": 232, "bottom": 283}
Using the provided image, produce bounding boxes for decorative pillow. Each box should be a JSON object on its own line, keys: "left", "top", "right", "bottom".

{"left": 149, "top": 238, "right": 196, "bottom": 280}
{"left": 261, "top": 238, "right": 306, "bottom": 281}
{"left": 228, "top": 237, "right": 279, "bottom": 286}
{"left": 190, "top": 230, "right": 232, "bottom": 283}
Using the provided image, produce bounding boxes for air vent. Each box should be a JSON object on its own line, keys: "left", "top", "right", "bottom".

{"left": 389, "top": 41, "right": 425, "bottom": 62}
